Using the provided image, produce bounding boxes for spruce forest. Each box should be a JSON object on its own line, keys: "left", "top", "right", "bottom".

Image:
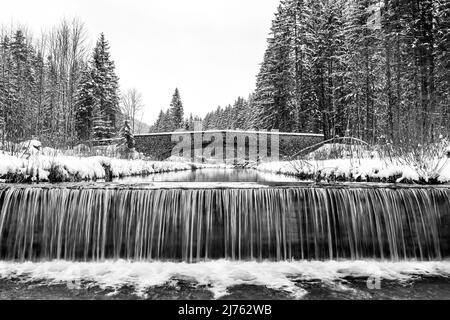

{"left": 0, "top": 20, "right": 122, "bottom": 149}
{"left": 154, "top": 0, "right": 450, "bottom": 147}
{"left": 0, "top": 0, "right": 449, "bottom": 151}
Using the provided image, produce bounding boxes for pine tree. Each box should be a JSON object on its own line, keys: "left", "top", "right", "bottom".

{"left": 166, "top": 110, "right": 172, "bottom": 131}
{"left": 169, "top": 88, "right": 184, "bottom": 131}
{"left": 91, "top": 33, "right": 120, "bottom": 137}
{"left": 74, "top": 33, "right": 120, "bottom": 141}
{"left": 253, "top": 3, "right": 296, "bottom": 132}
{"left": 120, "top": 119, "right": 135, "bottom": 150}
{"left": 203, "top": 112, "right": 212, "bottom": 130}
{"left": 0, "top": 35, "right": 18, "bottom": 146}
{"left": 310, "top": 0, "right": 349, "bottom": 139}
{"left": 74, "top": 68, "right": 96, "bottom": 141}
{"left": 10, "top": 30, "right": 36, "bottom": 142}
{"left": 92, "top": 103, "right": 112, "bottom": 140}
{"left": 233, "top": 97, "right": 247, "bottom": 129}
{"left": 33, "top": 49, "right": 46, "bottom": 140}
{"left": 184, "top": 113, "right": 196, "bottom": 131}
{"left": 150, "top": 110, "right": 166, "bottom": 133}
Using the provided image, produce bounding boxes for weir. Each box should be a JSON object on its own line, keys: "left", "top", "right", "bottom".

{"left": 0, "top": 182, "right": 450, "bottom": 262}
{"left": 0, "top": 184, "right": 449, "bottom": 263}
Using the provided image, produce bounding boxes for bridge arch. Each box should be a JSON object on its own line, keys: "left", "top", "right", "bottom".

{"left": 134, "top": 130, "right": 324, "bottom": 162}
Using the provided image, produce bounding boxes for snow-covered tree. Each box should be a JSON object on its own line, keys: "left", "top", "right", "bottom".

{"left": 120, "top": 119, "right": 135, "bottom": 150}
{"left": 91, "top": 33, "right": 120, "bottom": 137}
{"left": 253, "top": 3, "right": 296, "bottom": 132}
{"left": 74, "top": 33, "right": 120, "bottom": 141}
{"left": 92, "top": 104, "right": 112, "bottom": 140}
{"left": 169, "top": 88, "right": 184, "bottom": 131}
{"left": 75, "top": 68, "right": 95, "bottom": 141}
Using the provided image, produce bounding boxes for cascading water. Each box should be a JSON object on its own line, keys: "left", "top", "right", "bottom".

{"left": 1, "top": 184, "right": 449, "bottom": 263}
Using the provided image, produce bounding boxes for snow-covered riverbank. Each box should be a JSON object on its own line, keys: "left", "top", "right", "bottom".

{"left": 256, "top": 157, "right": 450, "bottom": 184}
{"left": 0, "top": 153, "right": 194, "bottom": 183}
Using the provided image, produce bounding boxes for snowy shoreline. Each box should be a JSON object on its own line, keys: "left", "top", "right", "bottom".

{"left": 1, "top": 151, "right": 450, "bottom": 185}
{"left": 0, "top": 153, "right": 195, "bottom": 183}
{"left": 255, "top": 157, "right": 450, "bottom": 185}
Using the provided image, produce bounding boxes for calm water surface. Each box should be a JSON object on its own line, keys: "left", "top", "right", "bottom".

{"left": 115, "top": 168, "right": 303, "bottom": 183}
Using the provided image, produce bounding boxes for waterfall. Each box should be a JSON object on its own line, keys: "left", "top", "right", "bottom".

{"left": 0, "top": 185, "right": 449, "bottom": 262}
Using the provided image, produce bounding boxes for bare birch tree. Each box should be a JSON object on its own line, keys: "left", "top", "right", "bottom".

{"left": 120, "top": 88, "right": 144, "bottom": 134}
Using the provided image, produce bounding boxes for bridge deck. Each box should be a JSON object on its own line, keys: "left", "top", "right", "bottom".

{"left": 135, "top": 130, "right": 324, "bottom": 138}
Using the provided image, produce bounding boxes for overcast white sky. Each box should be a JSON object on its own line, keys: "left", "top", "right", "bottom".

{"left": 0, "top": 0, "right": 280, "bottom": 125}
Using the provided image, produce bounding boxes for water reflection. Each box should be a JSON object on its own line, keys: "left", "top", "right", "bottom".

{"left": 115, "top": 169, "right": 303, "bottom": 183}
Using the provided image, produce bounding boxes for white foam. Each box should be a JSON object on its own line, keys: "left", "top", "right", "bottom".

{"left": 0, "top": 260, "right": 449, "bottom": 299}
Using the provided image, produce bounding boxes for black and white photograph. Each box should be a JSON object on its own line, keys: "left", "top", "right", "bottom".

{"left": 0, "top": 0, "right": 449, "bottom": 312}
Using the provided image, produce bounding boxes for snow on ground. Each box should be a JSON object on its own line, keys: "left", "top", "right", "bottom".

{"left": 0, "top": 152, "right": 193, "bottom": 182}
{"left": 256, "top": 156, "right": 450, "bottom": 184}
{"left": 304, "top": 142, "right": 374, "bottom": 160}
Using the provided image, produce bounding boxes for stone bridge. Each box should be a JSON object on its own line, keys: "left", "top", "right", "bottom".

{"left": 134, "top": 130, "right": 324, "bottom": 162}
